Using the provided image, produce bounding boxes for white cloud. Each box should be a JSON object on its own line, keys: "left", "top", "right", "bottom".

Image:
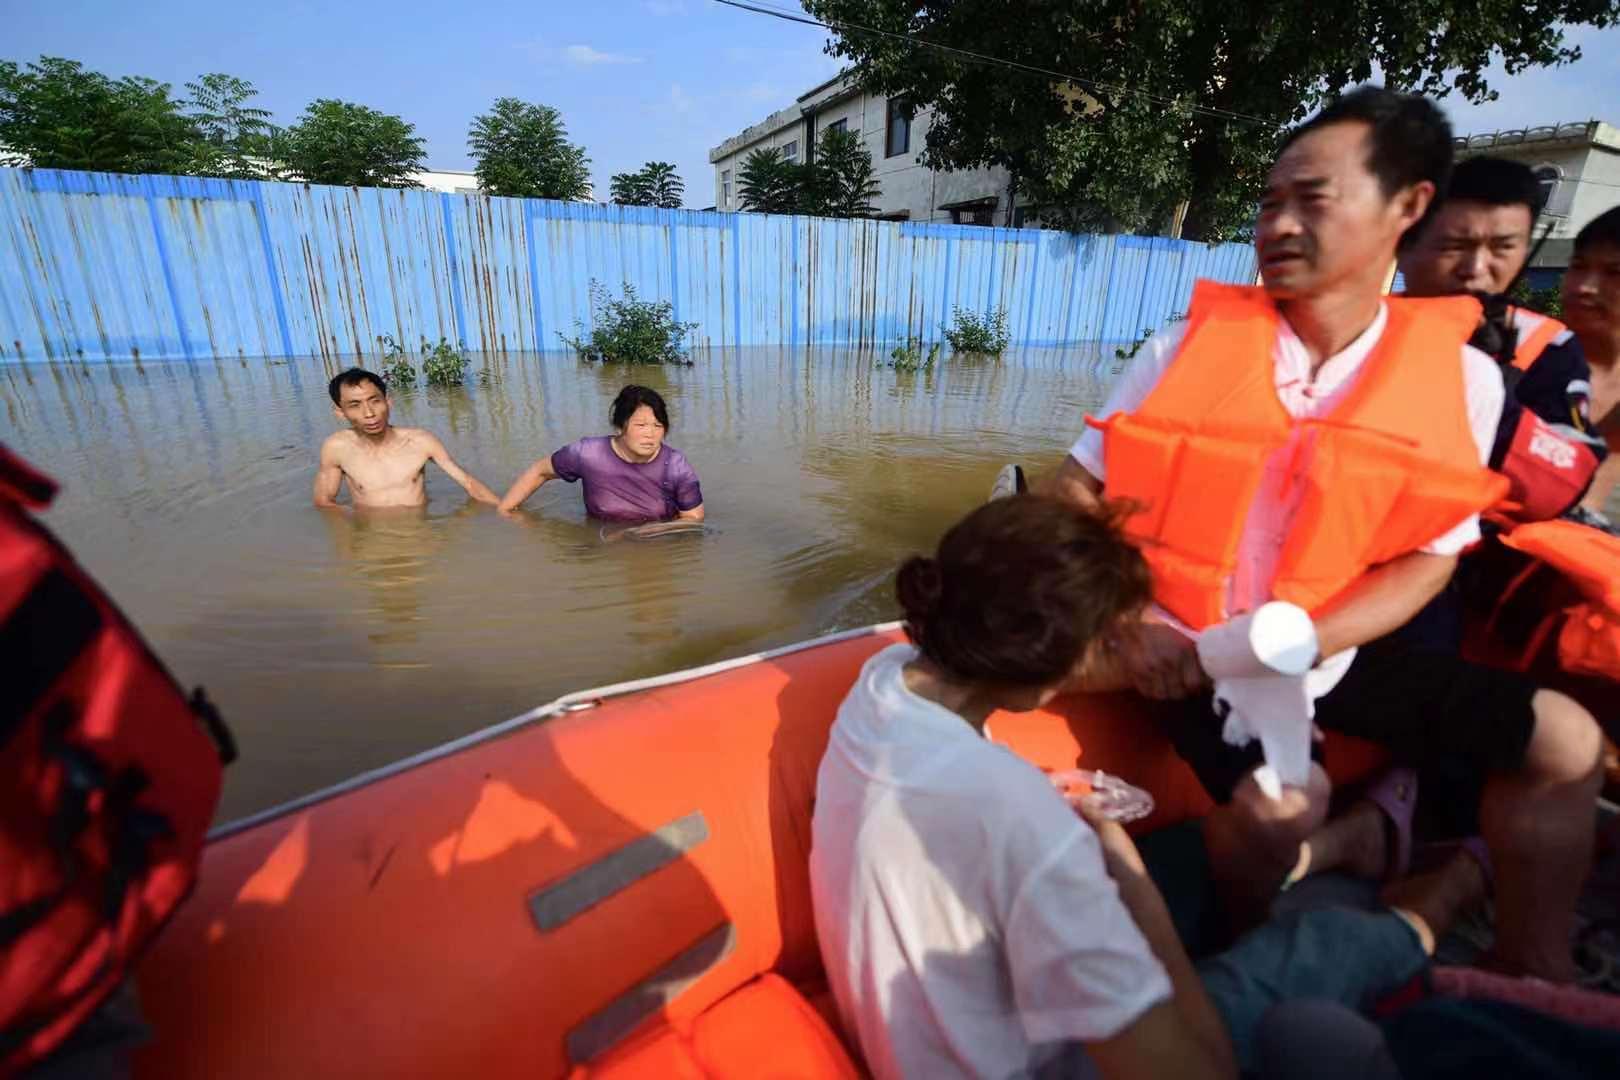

{"left": 563, "top": 44, "right": 642, "bottom": 66}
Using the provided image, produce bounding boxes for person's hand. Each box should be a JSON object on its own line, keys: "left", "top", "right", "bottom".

{"left": 1076, "top": 798, "right": 1149, "bottom": 881}
{"left": 1121, "top": 621, "right": 1208, "bottom": 700}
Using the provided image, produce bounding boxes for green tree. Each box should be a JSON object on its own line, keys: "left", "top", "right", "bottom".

{"left": 468, "top": 97, "right": 591, "bottom": 200}
{"left": 808, "top": 127, "right": 880, "bottom": 217}
{"left": 184, "top": 73, "right": 275, "bottom": 180}
{"left": 0, "top": 56, "right": 203, "bottom": 174}
{"left": 610, "top": 168, "right": 654, "bottom": 206}
{"left": 737, "top": 146, "right": 806, "bottom": 214}
{"left": 612, "top": 161, "right": 685, "bottom": 208}
{"left": 802, "top": 0, "right": 1620, "bottom": 240}
{"left": 275, "top": 99, "right": 425, "bottom": 188}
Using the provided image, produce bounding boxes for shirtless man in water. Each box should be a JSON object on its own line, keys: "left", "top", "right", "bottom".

{"left": 313, "top": 367, "right": 499, "bottom": 509}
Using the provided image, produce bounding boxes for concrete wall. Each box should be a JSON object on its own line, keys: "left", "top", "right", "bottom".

{"left": 0, "top": 166, "right": 1257, "bottom": 362}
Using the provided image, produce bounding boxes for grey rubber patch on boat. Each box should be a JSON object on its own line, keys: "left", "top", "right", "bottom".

{"left": 566, "top": 922, "right": 738, "bottom": 1063}
{"left": 529, "top": 810, "right": 709, "bottom": 931}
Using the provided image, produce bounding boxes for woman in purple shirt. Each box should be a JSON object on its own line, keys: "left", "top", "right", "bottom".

{"left": 498, "top": 385, "right": 705, "bottom": 523}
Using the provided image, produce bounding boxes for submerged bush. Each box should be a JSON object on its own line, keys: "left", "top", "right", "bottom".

{"left": 886, "top": 338, "right": 941, "bottom": 371}
{"left": 561, "top": 281, "right": 697, "bottom": 366}
{"left": 378, "top": 334, "right": 416, "bottom": 389}
{"left": 376, "top": 334, "right": 471, "bottom": 388}
{"left": 943, "top": 306, "right": 1009, "bottom": 356}
{"left": 421, "top": 337, "right": 470, "bottom": 387}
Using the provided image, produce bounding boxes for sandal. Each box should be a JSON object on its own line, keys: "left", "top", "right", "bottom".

{"left": 1360, "top": 766, "right": 1419, "bottom": 882}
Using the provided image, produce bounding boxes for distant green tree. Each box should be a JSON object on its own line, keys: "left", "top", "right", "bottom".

{"left": 611, "top": 160, "right": 684, "bottom": 208}
{"left": 0, "top": 56, "right": 203, "bottom": 174}
{"left": 736, "top": 146, "right": 805, "bottom": 214}
{"left": 184, "top": 73, "right": 275, "bottom": 180}
{"left": 275, "top": 99, "right": 425, "bottom": 188}
{"left": 808, "top": 127, "right": 880, "bottom": 217}
{"left": 610, "top": 168, "right": 654, "bottom": 206}
{"left": 468, "top": 97, "right": 591, "bottom": 200}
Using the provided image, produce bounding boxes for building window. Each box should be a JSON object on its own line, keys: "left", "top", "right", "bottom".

{"left": 782, "top": 140, "right": 799, "bottom": 162}
{"left": 828, "top": 118, "right": 848, "bottom": 135}
{"left": 885, "top": 97, "right": 912, "bottom": 158}
{"left": 1533, "top": 163, "right": 1564, "bottom": 216}
{"left": 722, "top": 169, "right": 732, "bottom": 207}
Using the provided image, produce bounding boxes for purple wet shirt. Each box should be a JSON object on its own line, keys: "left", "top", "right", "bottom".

{"left": 550, "top": 436, "right": 703, "bottom": 523}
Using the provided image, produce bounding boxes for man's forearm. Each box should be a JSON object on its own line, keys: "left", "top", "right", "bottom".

{"left": 1311, "top": 550, "right": 1458, "bottom": 658}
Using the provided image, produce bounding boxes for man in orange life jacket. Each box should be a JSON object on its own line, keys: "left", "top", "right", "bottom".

{"left": 1047, "top": 87, "right": 1603, "bottom": 983}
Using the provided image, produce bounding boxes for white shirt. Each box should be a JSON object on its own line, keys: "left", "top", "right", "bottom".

{"left": 809, "top": 645, "right": 1173, "bottom": 1080}
{"left": 1069, "top": 306, "right": 1504, "bottom": 691}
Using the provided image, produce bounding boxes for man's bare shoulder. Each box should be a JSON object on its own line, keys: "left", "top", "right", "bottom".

{"left": 320, "top": 430, "right": 358, "bottom": 458}
{"left": 393, "top": 427, "right": 446, "bottom": 451}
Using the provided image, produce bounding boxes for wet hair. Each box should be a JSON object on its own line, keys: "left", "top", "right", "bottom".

{"left": 896, "top": 495, "right": 1152, "bottom": 686}
{"left": 1443, "top": 156, "right": 1544, "bottom": 221}
{"left": 611, "top": 385, "right": 670, "bottom": 431}
{"left": 328, "top": 367, "right": 387, "bottom": 405}
{"left": 1575, "top": 206, "right": 1620, "bottom": 256}
{"left": 1281, "top": 86, "right": 1453, "bottom": 247}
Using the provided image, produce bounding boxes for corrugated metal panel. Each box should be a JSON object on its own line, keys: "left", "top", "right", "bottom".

{"left": 0, "top": 166, "right": 1258, "bottom": 363}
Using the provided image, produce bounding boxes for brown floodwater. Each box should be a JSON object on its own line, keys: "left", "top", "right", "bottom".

{"left": 2, "top": 347, "right": 1115, "bottom": 821}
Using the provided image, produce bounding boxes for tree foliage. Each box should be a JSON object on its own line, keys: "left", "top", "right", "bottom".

{"left": 275, "top": 99, "right": 426, "bottom": 188}
{"left": 737, "top": 147, "right": 805, "bottom": 213}
{"left": 802, "top": 0, "right": 1620, "bottom": 240}
{"left": 610, "top": 161, "right": 684, "bottom": 208}
{"left": 468, "top": 97, "right": 591, "bottom": 200}
{"left": 737, "top": 131, "right": 881, "bottom": 218}
{"left": 807, "top": 127, "right": 880, "bottom": 217}
{"left": 0, "top": 57, "right": 205, "bottom": 174}
{"left": 184, "top": 73, "right": 276, "bottom": 180}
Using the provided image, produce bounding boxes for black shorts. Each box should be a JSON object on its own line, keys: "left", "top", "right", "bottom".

{"left": 1162, "top": 635, "right": 1539, "bottom": 807}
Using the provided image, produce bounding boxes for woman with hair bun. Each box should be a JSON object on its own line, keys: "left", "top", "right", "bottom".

{"left": 810, "top": 494, "right": 1488, "bottom": 1079}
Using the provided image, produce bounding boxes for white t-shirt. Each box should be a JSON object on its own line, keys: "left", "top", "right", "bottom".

{"left": 809, "top": 644, "right": 1173, "bottom": 1080}
{"left": 1068, "top": 305, "right": 1504, "bottom": 692}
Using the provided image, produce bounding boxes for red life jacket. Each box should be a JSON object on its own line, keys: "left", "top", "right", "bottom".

{"left": 1492, "top": 309, "right": 1599, "bottom": 523}
{"left": 0, "top": 445, "right": 233, "bottom": 1075}
{"left": 1497, "top": 520, "right": 1620, "bottom": 681}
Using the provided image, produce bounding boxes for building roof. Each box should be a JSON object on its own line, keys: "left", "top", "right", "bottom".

{"left": 708, "top": 71, "right": 859, "bottom": 163}
{"left": 1455, "top": 120, "right": 1620, "bottom": 154}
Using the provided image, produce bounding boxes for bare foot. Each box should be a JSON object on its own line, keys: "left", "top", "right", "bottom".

{"left": 1297, "top": 798, "right": 1387, "bottom": 882}
{"left": 1381, "top": 852, "right": 1490, "bottom": 956}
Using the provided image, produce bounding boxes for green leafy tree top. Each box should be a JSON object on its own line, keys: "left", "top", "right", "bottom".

{"left": 808, "top": 127, "right": 880, "bottom": 218}
{"left": 468, "top": 97, "right": 591, "bottom": 200}
{"left": 275, "top": 99, "right": 426, "bottom": 188}
{"left": 0, "top": 56, "right": 203, "bottom": 175}
{"left": 611, "top": 161, "right": 684, "bottom": 208}
{"left": 184, "top": 73, "right": 276, "bottom": 180}
{"left": 802, "top": 0, "right": 1620, "bottom": 240}
{"left": 737, "top": 146, "right": 806, "bottom": 214}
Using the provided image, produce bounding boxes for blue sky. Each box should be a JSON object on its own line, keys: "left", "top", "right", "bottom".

{"left": 5, "top": 0, "right": 1618, "bottom": 208}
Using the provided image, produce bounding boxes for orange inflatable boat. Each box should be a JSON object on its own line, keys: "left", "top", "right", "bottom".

{"left": 134, "top": 624, "right": 1387, "bottom": 1079}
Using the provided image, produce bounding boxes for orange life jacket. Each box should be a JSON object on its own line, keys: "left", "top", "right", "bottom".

{"left": 1498, "top": 519, "right": 1620, "bottom": 680}
{"left": 1511, "top": 310, "right": 1572, "bottom": 372}
{"left": 1096, "top": 281, "right": 1507, "bottom": 631}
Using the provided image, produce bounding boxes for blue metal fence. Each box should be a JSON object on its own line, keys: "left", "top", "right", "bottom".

{"left": 0, "top": 167, "right": 1257, "bottom": 363}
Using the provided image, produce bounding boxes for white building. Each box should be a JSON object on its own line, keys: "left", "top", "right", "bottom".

{"left": 708, "top": 72, "right": 1025, "bottom": 225}
{"left": 1455, "top": 119, "right": 1620, "bottom": 280}
{"left": 410, "top": 167, "right": 481, "bottom": 194}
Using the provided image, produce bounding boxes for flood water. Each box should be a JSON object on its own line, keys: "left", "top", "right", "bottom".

{"left": 3, "top": 347, "right": 1116, "bottom": 820}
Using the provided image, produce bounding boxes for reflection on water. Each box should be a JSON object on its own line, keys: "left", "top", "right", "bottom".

{"left": 2, "top": 346, "right": 1116, "bottom": 819}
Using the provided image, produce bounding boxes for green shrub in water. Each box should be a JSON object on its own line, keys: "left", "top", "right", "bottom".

{"left": 886, "top": 337, "right": 941, "bottom": 371}
{"left": 943, "top": 306, "right": 1009, "bottom": 356}
{"left": 561, "top": 280, "right": 697, "bottom": 366}
{"left": 378, "top": 334, "right": 416, "bottom": 389}
{"left": 421, "top": 337, "right": 470, "bottom": 387}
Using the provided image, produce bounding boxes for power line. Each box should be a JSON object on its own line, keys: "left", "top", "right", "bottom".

{"left": 709, "top": 0, "right": 1273, "bottom": 127}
